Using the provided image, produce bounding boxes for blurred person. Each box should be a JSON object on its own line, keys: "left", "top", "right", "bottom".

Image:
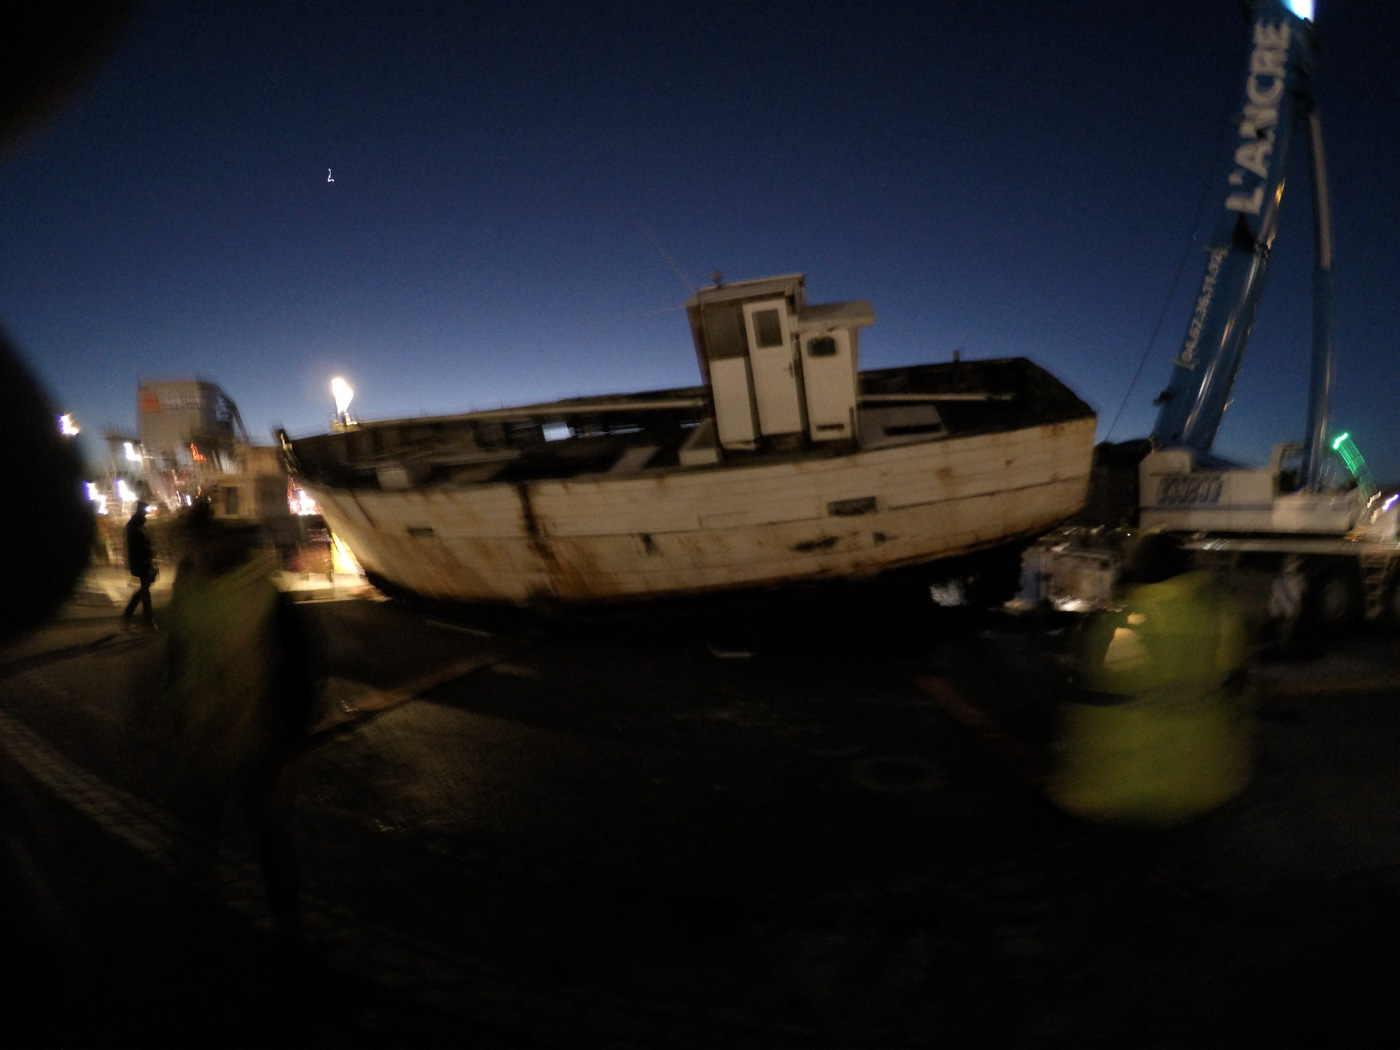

{"left": 122, "top": 502, "right": 157, "bottom": 629}
{"left": 2, "top": 5, "right": 135, "bottom": 643}
{"left": 1048, "top": 531, "right": 1254, "bottom": 828}
{"left": 160, "top": 501, "right": 323, "bottom": 942}
{"left": 2, "top": 6, "right": 140, "bottom": 1040}
{"left": 1, "top": 332, "right": 94, "bottom": 644}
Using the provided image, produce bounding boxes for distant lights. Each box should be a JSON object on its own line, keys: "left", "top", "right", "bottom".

{"left": 290, "top": 487, "right": 319, "bottom": 516}
{"left": 58, "top": 414, "right": 79, "bottom": 436}
{"left": 124, "top": 441, "right": 142, "bottom": 462}
{"left": 1283, "top": 0, "right": 1314, "bottom": 21}
{"left": 85, "top": 483, "right": 108, "bottom": 515}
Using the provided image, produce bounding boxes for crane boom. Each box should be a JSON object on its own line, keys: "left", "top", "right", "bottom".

{"left": 1028, "top": 2, "right": 1400, "bottom": 632}
{"left": 1150, "top": 0, "right": 1318, "bottom": 458}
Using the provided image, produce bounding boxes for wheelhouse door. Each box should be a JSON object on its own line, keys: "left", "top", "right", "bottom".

{"left": 744, "top": 300, "right": 803, "bottom": 437}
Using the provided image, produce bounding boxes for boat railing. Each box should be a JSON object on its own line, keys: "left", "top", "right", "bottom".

{"left": 858, "top": 392, "right": 1015, "bottom": 404}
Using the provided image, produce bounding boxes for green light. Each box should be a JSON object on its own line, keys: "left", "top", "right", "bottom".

{"left": 1329, "top": 432, "right": 1377, "bottom": 501}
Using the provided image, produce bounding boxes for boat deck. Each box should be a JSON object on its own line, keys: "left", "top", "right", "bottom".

{"left": 284, "top": 357, "right": 1094, "bottom": 492}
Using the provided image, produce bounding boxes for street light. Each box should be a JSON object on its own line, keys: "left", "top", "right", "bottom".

{"left": 331, "top": 376, "right": 356, "bottom": 429}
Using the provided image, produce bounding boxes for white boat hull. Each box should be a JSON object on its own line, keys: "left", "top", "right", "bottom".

{"left": 303, "top": 416, "right": 1095, "bottom": 606}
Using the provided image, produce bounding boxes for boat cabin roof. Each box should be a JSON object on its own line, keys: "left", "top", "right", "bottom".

{"left": 793, "top": 300, "right": 874, "bottom": 332}
{"left": 684, "top": 273, "right": 805, "bottom": 307}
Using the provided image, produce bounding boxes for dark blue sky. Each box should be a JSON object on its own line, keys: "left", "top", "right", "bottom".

{"left": 4, "top": 1, "right": 1399, "bottom": 479}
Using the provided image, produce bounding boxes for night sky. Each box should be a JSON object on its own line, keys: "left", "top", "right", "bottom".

{"left": 4, "top": 1, "right": 1399, "bottom": 480}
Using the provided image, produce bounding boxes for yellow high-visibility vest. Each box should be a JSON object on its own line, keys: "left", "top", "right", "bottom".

{"left": 1049, "top": 571, "right": 1253, "bottom": 827}
{"left": 164, "top": 552, "right": 283, "bottom": 787}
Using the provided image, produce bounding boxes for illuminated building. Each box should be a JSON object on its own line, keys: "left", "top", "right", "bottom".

{"left": 136, "top": 378, "right": 249, "bottom": 504}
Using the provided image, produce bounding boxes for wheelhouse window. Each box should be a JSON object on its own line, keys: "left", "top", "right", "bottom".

{"left": 700, "top": 303, "right": 746, "bottom": 358}
{"left": 752, "top": 307, "right": 784, "bottom": 349}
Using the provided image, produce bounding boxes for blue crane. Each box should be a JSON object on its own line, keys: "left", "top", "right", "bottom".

{"left": 1149, "top": 0, "right": 1335, "bottom": 490}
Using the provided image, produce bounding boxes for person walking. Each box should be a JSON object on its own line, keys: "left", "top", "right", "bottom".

{"left": 122, "top": 504, "right": 157, "bottom": 630}
{"left": 160, "top": 501, "right": 322, "bottom": 942}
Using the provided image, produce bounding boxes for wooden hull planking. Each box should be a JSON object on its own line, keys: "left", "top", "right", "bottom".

{"left": 301, "top": 416, "right": 1096, "bottom": 605}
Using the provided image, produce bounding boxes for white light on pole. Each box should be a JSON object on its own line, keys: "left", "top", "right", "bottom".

{"left": 331, "top": 376, "right": 356, "bottom": 427}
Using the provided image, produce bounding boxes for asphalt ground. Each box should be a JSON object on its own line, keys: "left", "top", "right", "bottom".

{"left": 2, "top": 568, "right": 1399, "bottom": 1048}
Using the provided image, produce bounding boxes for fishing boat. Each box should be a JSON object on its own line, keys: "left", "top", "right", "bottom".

{"left": 279, "top": 273, "right": 1096, "bottom": 608}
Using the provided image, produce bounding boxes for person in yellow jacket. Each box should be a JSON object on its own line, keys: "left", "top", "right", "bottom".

{"left": 1049, "top": 532, "right": 1254, "bottom": 828}
{"left": 160, "top": 501, "right": 323, "bottom": 939}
